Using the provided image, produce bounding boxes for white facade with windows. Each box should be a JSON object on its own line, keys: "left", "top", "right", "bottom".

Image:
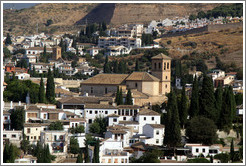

{"left": 3, "top": 130, "right": 23, "bottom": 147}
{"left": 98, "top": 37, "right": 141, "bottom": 49}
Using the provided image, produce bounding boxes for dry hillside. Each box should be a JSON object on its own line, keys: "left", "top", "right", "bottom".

{"left": 4, "top": 3, "right": 221, "bottom": 35}
{"left": 160, "top": 26, "right": 243, "bottom": 68}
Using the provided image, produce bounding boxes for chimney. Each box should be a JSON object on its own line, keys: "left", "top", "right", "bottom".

{"left": 19, "top": 101, "right": 21, "bottom": 106}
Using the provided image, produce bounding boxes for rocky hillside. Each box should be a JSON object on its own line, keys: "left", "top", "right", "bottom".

{"left": 4, "top": 3, "right": 221, "bottom": 35}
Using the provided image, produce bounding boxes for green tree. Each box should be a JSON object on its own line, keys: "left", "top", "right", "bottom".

{"left": 46, "top": 68, "right": 55, "bottom": 103}
{"left": 103, "top": 55, "right": 111, "bottom": 73}
{"left": 230, "top": 139, "right": 235, "bottom": 162}
{"left": 3, "top": 143, "right": 10, "bottom": 163}
{"left": 214, "top": 153, "right": 230, "bottom": 163}
{"left": 215, "top": 85, "right": 223, "bottom": 125}
{"left": 70, "top": 137, "right": 80, "bottom": 154}
{"left": 20, "top": 134, "right": 30, "bottom": 155}
{"left": 135, "top": 59, "right": 140, "bottom": 71}
{"left": 186, "top": 116, "right": 218, "bottom": 145}
{"left": 89, "top": 122, "right": 101, "bottom": 134}
{"left": 92, "top": 139, "right": 100, "bottom": 163}
{"left": 187, "top": 158, "right": 210, "bottom": 163}
{"left": 219, "top": 87, "right": 233, "bottom": 130}
{"left": 49, "top": 121, "right": 64, "bottom": 130}
{"left": 3, "top": 47, "right": 11, "bottom": 58}
{"left": 197, "top": 11, "right": 206, "bottom": 19}
{"left": 43, "top": 45, "right": 47, "bottom": 57}
{"left": 76, "top": 153, "right": 83, "bottom": 163}
{"left": 189, "top": 14, "right": 197, "bottom": 21}
{"left": 125, "top": 89, "right": 133, "bottom": 105}
{"left": 118, "top": 88, "right": 124, "bottom": 105}
{"left": 5, "top": 33, "right": 12, "bottom": 45}
{"left": 164, "top": 91, "right": 181, "bottom": 148}
{"left": 189, "top": 76, "right": 199, "bottom": 118}
{"left": 10, "top": 107, "right": 25, "bottom": 130}
{"left": 38, "top": 76, "right": 45, "bottom": 103}
{"left": 113, "top": 60, "right": 119, "bottom": 73}
{"left": 115, "top": 87, "right": 120, "bottom": 104}
{"left": 84, "top": 142, "right": 90, "bottom": 163}
{"left": 179, "top": 85, "right": 188, "bottom": 128}
{"left": 199, "top": 75, "right": 217, "bottom": 122}
{"left": 131, "top": 150, "right": 161, "bottom": 163}
{"left": 72, "top": 37, "right": 77, "bottom": 49}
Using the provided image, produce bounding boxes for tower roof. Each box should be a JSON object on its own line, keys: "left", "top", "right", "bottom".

{"left": 126, "top": 72, "right": 160, "bottom": 81}
{"left": 151, "top": 53, "right": 172, "bottom": 60}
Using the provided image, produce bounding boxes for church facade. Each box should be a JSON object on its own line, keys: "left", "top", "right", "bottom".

{"left": 80, "top": 53, "right": 171, "bottom": 106}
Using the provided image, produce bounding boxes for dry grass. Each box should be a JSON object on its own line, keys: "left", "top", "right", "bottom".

{"left": 160, "top": 27, "right": 243, "bottom": 68}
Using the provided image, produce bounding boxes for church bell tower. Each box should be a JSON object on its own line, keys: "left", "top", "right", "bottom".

{"left": 151, "top": 53, "right": 171, "bottom": 95}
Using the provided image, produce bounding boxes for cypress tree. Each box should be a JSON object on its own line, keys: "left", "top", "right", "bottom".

{"left": 115, "top": 87, "right": 120, "bottom": 104}
{"left": 113, "top": 60, "right": 119, "bottom": 73}
{"left": 118, "top": 88, "right": 123, "bottom": 105}
{"left": 46, "top": 68, "right": 55, "bottom": 103}
{"left": 103, "top": 55, "right": 111, "bottom": 73}
{"left": 215, "top": 85, "right": 223, "bottom": 125}
{"left": 44, "top": 144, "right": 52, "bottom": 163}
{"left": 84, "top": 142, "right": 90, "bottom": 163}
{"left": 164, "top": 91, "right": 181, "bottom": 148}
{"left": 228, "top": 86, "right": 236, "bottom": 121}
{"left": 219, "top": 87, "right": 234, "bottom": 130}
{"left": 72, "top": 37, "right": 77, "bottom": 49}
{"left": 9, "top": 144, "right": 15, "bottom": 163}
{"left": 39, "top": 76, "right": 45, "bottom": 103}
{"left": 93, "top": 139, "right": 100, "bottom": 163}
{"left": 135, "top": 59, "right": 140, "bottom": 71}
{"left": 179, "top": 85, "right": 188, "bottom": 128}
{"left": 199, "top": 75, "right": 217, "bottom": 122}
{"left": 230, "top": 139, "right": 235, "bottom": 162}
{"left": 125, "top": 89, "right": 133, "bottom": 105}
{"left": 5, "top": 33, "right": 12, "bottom": 45}
{"left": 76, "top": 153, "right": 83, "bottom": 163}
{"left": 43, "top": 45, "right": 47, "bottom": 57}
{"left": 189, "top": 75, "right": 199, "bottom": 118}
{"left": 3, "top": 143, "right": 10, "bottom": 163}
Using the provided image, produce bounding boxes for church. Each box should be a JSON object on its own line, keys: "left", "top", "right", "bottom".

{"left": 80, "top": 53, "right": 171, "bottom": 106}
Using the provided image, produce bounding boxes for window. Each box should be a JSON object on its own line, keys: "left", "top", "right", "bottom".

{"left": 105, "top": 88, "right": 108, "bottom": 94}
{"left": 202, "top": 148, "right": 205, "bottom": 153}
{"left": 196, "top": 148, "right": 199, "bottom": 153}
{"left": 121, "top": 159, "right": 124, "bottom": 163}
{"left": 123, "top": 117, "right": 126, "bottom": 121}
{"left": 89, "top": 119, "right": 92, "bottom": 124}
{"left": 115, "top": 111, "right": 117, "bottom": 114}
{"left": 54, "top": 135, "right": 57, "bottom": 141}
{"left": 164, "top": 63, "right": 166, "bottom": 70}
{"left": 95, "top": 111, "right": 98, "bottom": 114}
{"left": 156, "top": 130, "right": 159, "bottom": 135}
{"left": 3, "top": 134, "right": 6, "bottom": 138}
{"left": 156, "top": 139, "right": 159, "bottom": 144}
{"left": 27, "top": 128, "right": 31, "bottom": 133}
{"left": 166, "top": 76, "right": 168, "bottom": 79}
{"left": 154, "top": 63, "right": 157, "bottom": 69}
{"left": 144, "top": 117, "right": 146, "bottom": 121}
{"left": 165, "top": 84, "right": 167, "bottom": 88}
{"left": 11, "top": 134, "right": 16, "bottom": 138}
{"left": 90, "top": 87, "right": 93, "bottom": 94}
{"left": 4, "top": 117, "right": 8, "bottom": 120}
{"left": 36, "top": 128, "right": 38, "bottom": 131}
{"left": 34, "top": 136, "right": 36, "bottom": 140}
{"left": 105, "top": 111, "right": 108, "bottom": 114}
{"left": 158, "top": 63, "right": 161, "bottom": 69}
{"left": 113, "top": 118, "right": 117, "bottom": 122}
{"left": 108, "top": 159, "right": 111, "bottom": 163}
{"left": 135, "top": 83, "right": 138, "bottom": 88}
{"left": 152, "top": 117, "right": 154, "bottom": 121}
{"left": 167, "top": 62, "right": 169, "bottom": 69}
{"left": 89, "top": 110, "right": 92, "bottom": 114}
{"left": 27, "top": 136, "right": 29, "bottom": 140}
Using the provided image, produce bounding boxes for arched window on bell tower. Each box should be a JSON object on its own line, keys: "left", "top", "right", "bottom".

{"left": 154, "top": 63, "right": 157, "bottom": 70}
{"left": 167, "top": 62, "right": 169, "bottom": 69}
{"left": 158, "top": 63, "right": 161, "bottom": 69}
{"left": 164, "top": 63, "right": 166, "bottom": 70}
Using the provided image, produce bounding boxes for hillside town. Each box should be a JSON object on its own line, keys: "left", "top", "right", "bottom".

{"left": 2, "top": 3, "right": 244, "bottom": 164}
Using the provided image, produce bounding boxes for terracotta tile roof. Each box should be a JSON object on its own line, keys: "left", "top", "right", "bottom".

{"left": 85, "top": 104, "right": 116, "bottom": 109}
{"left": 58, "top": 96, "right": 113, "bottom": 104}
{"left": 138, "top": 109, "right": 160, "bottom": 116}
{"left": 107, "top": 114, "right": 120, "bottom": 117}
{"left": 3, "top": 111, "right": 11, "bottom": 115}
{"left": 117, "top": 105, "right": 140, "bottom": 109}
{"left": 24, "top": 123, "right": 50, "bottom": 127}
{"left": 110, "top": 130, "right": 127, "bottom": 134}
{"left": 107, "top": 125, "right": 129, "bottom": 130}
{"left": 26, "top": 105, "right": 40, "bottom": 111}
{"left": 81, "top": 73, "right": 129, "bottom": 85}
{"left": 55, "top": 88, "right": 78, "bottom": 96}
{"left": 149, "top": 124, "right": 165, "bottom": 128}
{"left": 119, "top": 121, "right": 139, "bottom": 124}
{"left": 126, "top": 72, "right": 159, "bottom": 81}
{"left": 151, "top": 53, "right": 172, "bottom": 60}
